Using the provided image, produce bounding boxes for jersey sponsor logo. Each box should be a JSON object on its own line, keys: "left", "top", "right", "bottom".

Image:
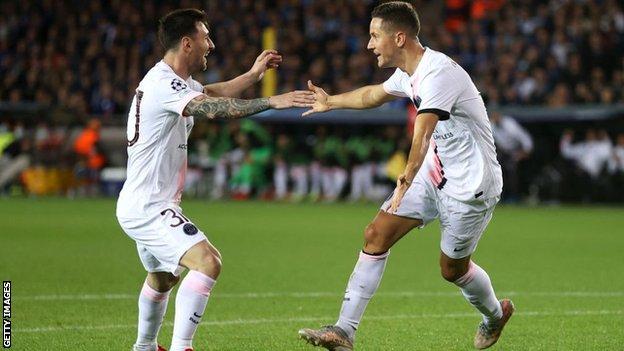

{"left": 178, "top": 144, "right": 187, "bottom": 150}
{"left": 170, "top": 78, "right": 188, "bottom": 92}
{"left": 433, "top": 132, "right": 454, "bottom": 141}
{"left": 183, "top": 223, "right": 198, "bottom": 235}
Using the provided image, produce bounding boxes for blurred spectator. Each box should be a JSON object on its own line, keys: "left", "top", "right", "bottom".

{"left": 273, "top": 133, "right": 292, "bottom": 200}
{"left": 560, "top": 129, "right": 612, "bottom": 179}
{"left": 346, "top": 135, "right": 375, "bottom": 201}
{"left": 317, "top": 128, "right": 348, "bottom": 202}
{"left": 210, "top": 122, "right": 242, "bottom": 199}
{"left": 560, "top": 129, "right": 612, "bottom": 201}
{"left": 0, "top": 119, "right": 29, "bottom": 193}
{"left": 490, "top": 111, "right": 533, "bottom": 202}
{"left": 609, "top": 133, "right": 624, "bottom": 202}
{"left": 609, "top": 133, "right": 624, "bottom": 174}
{"left": 73, "top": 118, "right": 106, "bottom": 196}
{"left": 229, "top": 121, "right": 272, "bottom": 199}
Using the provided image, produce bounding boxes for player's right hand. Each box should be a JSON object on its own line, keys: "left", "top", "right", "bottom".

{"left": 302, "top": 80, "right": 330, "bottom": 117}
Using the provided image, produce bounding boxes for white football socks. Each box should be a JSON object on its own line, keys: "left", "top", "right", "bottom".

{"left": 454, "top": 261, "right": 503, "bottom": 326}
{"left": 170, "top": 270, "right": 216, "bottom": 351}
{"left": 134, "top": 281, "right": 171, "bottom": 351}
{"left": 336, "top": 250, "right": 389, "bottom": 339}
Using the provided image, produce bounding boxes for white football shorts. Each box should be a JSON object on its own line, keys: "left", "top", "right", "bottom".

{"left": 381, "top": 172, "right": 498, "bottom": 259}
{"left": 117, "top": 205, "right": 208, "bottom": 276}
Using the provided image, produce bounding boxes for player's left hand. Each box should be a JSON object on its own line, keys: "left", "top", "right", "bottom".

{"left": 389, "top": 173, "right": 412, "bottom": 213}
{"left": 250, "top": 50, "right": 282, "bottom": 81}
{"left": 269, "top": 90, "right": 316, "bottom": 109}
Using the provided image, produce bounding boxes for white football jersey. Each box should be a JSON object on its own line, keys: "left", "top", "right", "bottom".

{"left": 117, "top": 61, "right": 204, "bottom": 218}
{"left": 383, "top": 48, "right": 502, "bottom": 201}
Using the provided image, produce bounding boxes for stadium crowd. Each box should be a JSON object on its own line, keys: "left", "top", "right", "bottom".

{"left": 1, "top": 0, "right": 623, "bottom": 116}
{"left": 1, "top": 0, "right": 623, "bottom": 202}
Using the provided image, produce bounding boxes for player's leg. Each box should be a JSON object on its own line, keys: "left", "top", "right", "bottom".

{"left": 170, "top": 240, "right": 222, "bottom": 351}
{"left": 300, "top": 172, "right": 437, "bottom": 350}
{"left": 134, "top": 271, "right": 179, "bottom": 351}
{"left": 212, "top": 158, "right": 227, "bottom": 199}
{"left": 333, "top": 167, "right": 348, "bottom": 200}
{"left": 309, "top": 162, "right": 322, "bottom": 200}
{"left": 349, "top": 165, "right": 361, "bottom": 201}
{"left": 362, "top": 163, "right": 374, "bottom": 200}
{"left": 337, "top": 210, "right": 421, "bottom": 333}
{"left": 442, "top": 252, "right": 514, "bottom": 349}
{"left": 438, "top": 196, "right": 514, "bottom": 349}
{"left": 274, "top": 162, "right": 288, "bottom": 200}
{"left": 299, "top": 211, "right": 421, "bottom": 350}
{"left": 290, "top": 165, "right": 308, "bottom": 200}
{"left": 441, "top": 253, "right": 503, "bottom": 324}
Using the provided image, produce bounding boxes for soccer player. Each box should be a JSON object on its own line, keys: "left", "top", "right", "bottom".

{"left": 115, "top": 9, "right": 314, "bottom": 351}
{"left": 298, "top": 2, "right": 513, "bottom": 350}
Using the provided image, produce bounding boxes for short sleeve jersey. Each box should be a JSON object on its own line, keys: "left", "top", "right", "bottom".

{"left": 383, "top": 48, "right": 502, "bottom": 201}
{"left": 117, "top": 61, "right": 204, "bottom": 218}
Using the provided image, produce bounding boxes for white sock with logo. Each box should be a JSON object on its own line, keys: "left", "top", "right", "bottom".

{"left": 170, "top": 271, "right": 216, "bottom": 351}
{"left": 134, "top": 281, "right": 171, "bottom": 351}
{"left": 335, "top": 250, "right": 389, "bottom": 339}
{"left": 454, "top": 261, "right": 503, "bottom": 325}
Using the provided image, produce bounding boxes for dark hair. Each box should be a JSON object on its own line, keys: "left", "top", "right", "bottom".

{"left": 371, "top": 1, "right": 420, "bottom": 38}
{"left": 158, "top": 9, "right": 209, "bottom": 51}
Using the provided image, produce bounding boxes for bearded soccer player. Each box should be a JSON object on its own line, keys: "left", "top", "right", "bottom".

{"left": 298, "top": 2, "right": 513, "bottom": 350}
{"left": 116, "top": 9, "right": 314, "bottom": 351}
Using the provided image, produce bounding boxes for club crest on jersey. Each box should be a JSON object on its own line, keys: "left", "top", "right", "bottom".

{"left": 183, "top": 223, "right": 198, "bottom": 235}
{"left": 171, "top": 78, "right": 187, "bottom": 92}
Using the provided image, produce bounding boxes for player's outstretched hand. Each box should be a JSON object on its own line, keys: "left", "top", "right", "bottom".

{"left": 250, "top": 50, "right": 283, "bottom": 81}
{"left": 388, "top": 173, "right": 411, "bottom": 213}
{"left": 269, "top": 90, "right": 316, "bottom": 110}
{"left": 302, "top": 80, "right": 330, "bottom": 117}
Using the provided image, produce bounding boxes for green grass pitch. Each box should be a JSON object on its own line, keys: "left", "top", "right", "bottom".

{"left": 1, "top": 198, "right": 623, "bottom": 350}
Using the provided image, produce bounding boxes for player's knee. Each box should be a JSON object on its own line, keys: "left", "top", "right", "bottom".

{"left": 161, "top": 275, "right": 180, "bottom": 290}
{"left": 363, "top": 223, "right": 387, "bottom": 254}
{"left": 147, "top": 273, "right": 180, "bottom": 292}
{"left": 195, "top": 251, "right": 222, "bottom": 278}
{"left": 440, "top": 264, "right": 467, "bottom": 283}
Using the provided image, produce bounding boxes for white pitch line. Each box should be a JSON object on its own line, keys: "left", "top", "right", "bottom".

{"left": 14, "top": 310, "right": 623, "bottom": 333}
{"left": 18, "top": 290, "right": 624, "bottom": 301}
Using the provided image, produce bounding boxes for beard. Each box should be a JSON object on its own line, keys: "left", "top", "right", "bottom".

{"left": 190, "top": 56, "right": 207, "bottom": 75}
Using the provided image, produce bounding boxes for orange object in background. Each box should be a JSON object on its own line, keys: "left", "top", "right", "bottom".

{"left": 88, "top": 153, "right": 106, "bottom": 169}
{"left": 73, "top": 118, "right": 105, "bottom": 170}
{"left": 73, "top": 119, "right": 101, "bottom": 156}
{"left": 471, "top": 0, "right": 505, "bottom": 20}
{"left": 445, "top": 0, "right": 469, "bottom": 32}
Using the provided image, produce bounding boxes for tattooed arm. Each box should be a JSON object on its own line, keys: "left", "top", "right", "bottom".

{"left": 183, "top": 95, "right": 270, "bottom": 119}
{"left": 182, "top": 90, "right": 315, "bottom": 119}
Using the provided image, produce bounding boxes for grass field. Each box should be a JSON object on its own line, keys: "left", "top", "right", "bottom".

{"left": 1, "top": 198, "right": 623, "bottom": 350}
